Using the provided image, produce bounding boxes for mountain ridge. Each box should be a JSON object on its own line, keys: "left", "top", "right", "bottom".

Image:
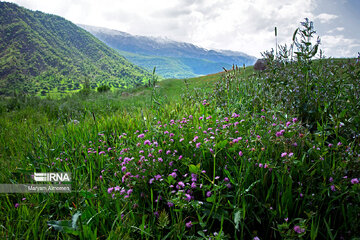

{"left": 79, "top": 24, "right": 256, "bottom": 78}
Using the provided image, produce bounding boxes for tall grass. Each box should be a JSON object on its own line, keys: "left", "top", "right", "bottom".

{"left": 0, "top": 19, "right": 359, "bottom": 239}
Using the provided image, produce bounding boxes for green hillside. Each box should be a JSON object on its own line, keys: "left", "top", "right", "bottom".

{"left": 118, "top": 51, "right": 197, "bottom": 79}
{"left": 0, "top": 2, "right": 151, "bottom": 96}
{"left": 118, "top": 50, "right": 233, "bottom": 79}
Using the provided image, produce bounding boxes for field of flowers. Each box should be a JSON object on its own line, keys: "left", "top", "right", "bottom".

{"left": 0, "top": 19, "right": 359, "bottom": 239}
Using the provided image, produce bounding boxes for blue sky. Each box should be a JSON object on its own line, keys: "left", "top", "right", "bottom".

{"left": 6, "top": 0, "right": 360, "bottom": 58}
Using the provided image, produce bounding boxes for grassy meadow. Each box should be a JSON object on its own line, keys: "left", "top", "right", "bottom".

{"left": 1, "top": 20, "right": 360, "bottom": 239}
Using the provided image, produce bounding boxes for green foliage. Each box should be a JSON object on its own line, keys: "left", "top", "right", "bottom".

{"left": 0, "top": 2, "right": 151, "bottom": 96}
{"left": 0, "top": 18, "right": 359, "bottom": 240}
{"left": 97, "top": 85, "right": 110, "bottom": 93}
{"left": 261, "top": 19, "right": 360, "bottom": 139}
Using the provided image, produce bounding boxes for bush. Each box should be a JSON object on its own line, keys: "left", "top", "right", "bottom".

{"left": 97, "top": 85, "right": 110, "bottom": 93}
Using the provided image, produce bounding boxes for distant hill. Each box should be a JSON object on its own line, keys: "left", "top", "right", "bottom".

{"left": 79, "top": 25, "right": 257, "bottom": 78}
{"left": 0, "top": 2, "right": 150, "bottom": 96}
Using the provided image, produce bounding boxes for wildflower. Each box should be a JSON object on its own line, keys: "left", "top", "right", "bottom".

{"left": 288, "top": 152, "right": 294, "bottom": 157}
{"left": 121, "top": 166, "right": 126, "bottom": 172}
{"left": 329, "top": 177, "right": 333, "bottom": 182}
{"left": 328, "top": 143, "right": 333, "bottom": 148}
{"left": 191, "top": 182, "right": 196, "bottom": 188}
{"left": 196, "top": 142, "right": 201, "bottom": 148}
{"left": 185, "top": 194, "right": 191, "bottom": 201}
{"left": 191, "top": 173, "right": 197, "bottom": 182}
{"left": 154, "top": 174, "right": 162, "bottom": 180}
{"left": 224, "top": 177, "right": 229, "bottom": 182}
{"left": 206, "top": 191, "right": 212, "bottom": 197}
{"left": 281, "top": 152, "right": 287, "bottom": 157}
{"left": 286, "top": 121, "right": 292, "bottom": 127}
{"left": 127, "top": 189, "right": 133, "bottom": 195}
{"left": 330, "top": 185, "right": 336, "bottom": 191}
{"left": 185, "top": 221, "right": 192, "bottom": 228}
{"left": 138, "top": 133, "right": 145, "bottom": 138}
{"left": 254, "top": 237, "right": 260, "bottom": 240}
{"left": 108, "top": 187, "right": 114, "bottom": 194}
{"left": 239, "top": 151, "right": 243, "bottom": 157}
{"left": 167, "top": 202, "right": 174, "bottom": 207}
{"left": 169, "top": 172, "right": 177, "bottom": 178}
{"left": 180, "top": 138, "right": 184, "bottom": 142}
{"left": 115, "top": 186, "right": 121, "bottom": 191}
{"left": 285, "top": 218, "right": 288, "bottom": 222}
{"left": 292, "top": 118, "right": 298, "bottom": 123}
{"left": 149, "top": 178, "right": 154, "bottom": 184}
{"left": 154, "top": 211, "right": 159, "bottom": 217}
{"left": 351, "top": 178, "right": 359, "bottom": 184}
{"left": 178, "top": 181, "right": 185, "bottom": 188}
{"left": 144, "top": 140, "right": 151, "bottom": 145}
{"left": 14, "top": 203, "right": 19, "bottom": 208}
{"left": 293, "top": 225, "right": 305, "bottom": 234}
{"left": 337, "top": 142, "right": 342, "bottom": 146}
{"left": 259, "top": 163, "right": 263, "bottom": 168}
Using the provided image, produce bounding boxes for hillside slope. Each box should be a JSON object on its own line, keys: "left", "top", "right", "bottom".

{"left": 79, "top": 24, "right": 256, "bottom": 78}
{"left": 0, "top": 2, "right": 150, "bottom": 95}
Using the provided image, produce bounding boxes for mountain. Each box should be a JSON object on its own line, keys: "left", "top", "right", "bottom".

{"left": 0, "top": 2, "right": 150, "bottom": 96}
{"left": 79, "top": 25, "right": 257, "bottom": 78}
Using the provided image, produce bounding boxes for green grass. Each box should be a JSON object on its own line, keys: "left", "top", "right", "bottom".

{"left": 1, "top": 19, "right": 360, "bottom": 239}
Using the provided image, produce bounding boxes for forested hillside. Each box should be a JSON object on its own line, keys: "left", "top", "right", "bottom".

{"left": 0, "top": 2, "right": 150, "bottom": 95}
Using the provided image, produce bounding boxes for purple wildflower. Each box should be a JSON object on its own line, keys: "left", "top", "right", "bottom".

{"left": 178, "top": 181, "right": 185, "bottom": 188}
{"left": 351, "top": 178, "right": 359, "bottom": 184}
{"left": 293, "top": 225, "right": 305, "bottom": 234}
{"left": 108, "top": 187, "right": 114, "bottom": 194}
{"left": 185, "top": 221, "right": 192, "bottom": 228}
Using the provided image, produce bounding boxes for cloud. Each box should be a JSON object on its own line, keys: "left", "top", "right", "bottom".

{"left": 321, "top": 35, "right": 360, "bottom": 57}
{"left": 315, "top": 13, "right": 338, "bottom": 23}
{"left": 6, "top": 0, "right": 358, "bottom": 58}
{"left": 327, "top": 27, "right": 345, "bottom": 34}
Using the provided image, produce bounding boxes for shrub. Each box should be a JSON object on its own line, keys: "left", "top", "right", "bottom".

{"left": 97, "top": 85, "right": 110, "bottom": 93}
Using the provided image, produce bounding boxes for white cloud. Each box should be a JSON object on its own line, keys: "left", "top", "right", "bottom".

{"left": 321, "top": 35, "right": 360, "bottom": 57}
{"left": 315, "top": 13, "right": 338, "bottom": 23}
{"left": 327, "top": 27, "right": 345, "bottom": 34}
{"left": 7, "top": 0, "right": 358, "bottom": 58}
